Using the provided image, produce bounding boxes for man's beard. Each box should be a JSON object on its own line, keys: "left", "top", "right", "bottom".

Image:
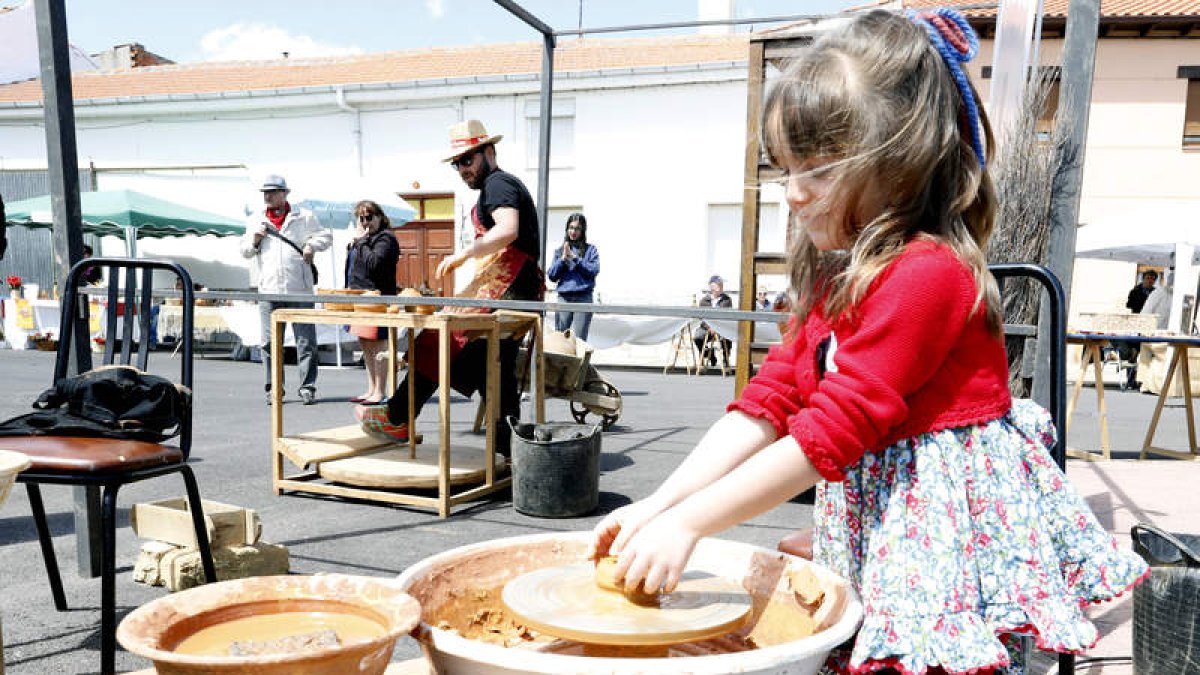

{"left": 468, "top": 157, "right": 494, "bottom": 189}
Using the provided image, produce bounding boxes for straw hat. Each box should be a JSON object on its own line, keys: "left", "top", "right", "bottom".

{"left": 443, "top": 119, "right": 503, "bottom": 162}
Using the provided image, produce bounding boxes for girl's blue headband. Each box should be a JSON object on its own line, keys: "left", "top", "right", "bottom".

{"left": 905, "top": 8, "right": 986, "bottom": 171}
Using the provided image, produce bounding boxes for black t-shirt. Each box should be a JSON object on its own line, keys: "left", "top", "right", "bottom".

{"left": 477, "top": 169, "right": 540, "bottom": 260}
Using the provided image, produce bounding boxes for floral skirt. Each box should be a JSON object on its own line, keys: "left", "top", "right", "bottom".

{"left": 814, "top": 399, "right": 1148, "bottom": 675}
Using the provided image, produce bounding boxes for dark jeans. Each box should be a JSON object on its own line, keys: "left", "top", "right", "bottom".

{"left": 258, "top": 299, "right": 318, "bottom": 392}
{"left": 387, "top": 337, "right": 521, "bottom": 456}
{"left": 554, "top": 290, "right": 593, "bottom": 341}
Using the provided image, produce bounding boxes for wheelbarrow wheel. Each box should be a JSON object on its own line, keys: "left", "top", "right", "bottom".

{"left": 570, "top": 380, "right": 621, "bottom": 430}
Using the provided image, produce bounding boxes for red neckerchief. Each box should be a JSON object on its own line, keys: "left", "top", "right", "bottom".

{"left": 265, "top": 202, "right": 291, "bottom": 230}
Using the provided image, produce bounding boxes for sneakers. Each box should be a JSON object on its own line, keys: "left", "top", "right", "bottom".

{"left": 355, "top": 405, "right": 422, "bottom": 444}
{"left": 299, "top": 389, "right": 316, "bottom": 406}
{"left": 265, "top": 385, "right": 274, "bottom": 406}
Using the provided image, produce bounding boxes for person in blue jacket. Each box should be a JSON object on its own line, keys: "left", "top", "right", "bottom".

{"left": 547, "top": 212, "right": 599, "bottom": 340}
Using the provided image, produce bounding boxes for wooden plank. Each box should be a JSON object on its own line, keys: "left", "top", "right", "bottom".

{"left": 317, "top": 447, "right": 506, "bottom": 489}
{"left": 276, "top": 425, "right": 391, "bottom": 469}
{"left": 738, "top": 39, "right": 767, "bottom": 397}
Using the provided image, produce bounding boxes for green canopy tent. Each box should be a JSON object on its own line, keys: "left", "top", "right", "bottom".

{"left": 5, "top": 189, "right": 243, "bottom": 257}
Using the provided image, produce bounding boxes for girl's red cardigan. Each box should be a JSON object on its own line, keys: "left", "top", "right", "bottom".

{"left": 729, "top": 240, "right": 1012, "bottom": 482}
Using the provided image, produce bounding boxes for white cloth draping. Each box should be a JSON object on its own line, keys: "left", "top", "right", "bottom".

{"left": 219, "top": 303, "right": 348, "bottom": 347}
{"left": 1, "top": 298, "right": 136, "bottom": 350}
{"left": 582, "top": 314, "right": 783, "bottom": 350}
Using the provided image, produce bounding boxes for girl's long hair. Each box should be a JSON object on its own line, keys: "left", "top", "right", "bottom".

{"left": 762, "top": 9, "right": 1001, "bottom": 334}
{"left": 563, "top": 212, "right": 588, "bottom": 251}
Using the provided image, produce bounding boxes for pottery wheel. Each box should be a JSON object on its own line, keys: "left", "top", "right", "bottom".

{"left": 502, "top": 562, "right": 751, "bottom": 646}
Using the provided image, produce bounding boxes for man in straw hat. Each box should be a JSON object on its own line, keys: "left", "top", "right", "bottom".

{"left": 240, "top": 173, "right": 331, "bottom": 405}
{"left": 355, "top": 120, "right": 544, "bottom": 454}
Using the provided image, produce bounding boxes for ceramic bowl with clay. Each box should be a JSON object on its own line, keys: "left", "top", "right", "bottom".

{"left": 116, "top": 574, "right": 420, "bottom": 675}
{"left": 316, "top": 288, "right": 367, "bottom": 312}
{"left": 396, "top": 531, "right": 862, "bottom": 675}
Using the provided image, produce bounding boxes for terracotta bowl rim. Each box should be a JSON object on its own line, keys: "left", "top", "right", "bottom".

{"left": 395, "top": 531, "right": 864, "bottom": 672}
{"left": 116, "top": 573, "right": 420, "bottom": 667}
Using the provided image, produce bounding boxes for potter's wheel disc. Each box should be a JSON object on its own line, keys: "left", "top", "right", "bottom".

{"left": 502, "top": 562, "right": 751, "bottom": 646}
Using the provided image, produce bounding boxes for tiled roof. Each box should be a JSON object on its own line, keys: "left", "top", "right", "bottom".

{"left": 0, "top": 34, "right": 748, "bottom": 104}
{"left": 904, "top": 0, "right": 1200, "bottom": 19}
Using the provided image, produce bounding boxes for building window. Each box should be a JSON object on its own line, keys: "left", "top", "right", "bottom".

{"left": 981, "top": 65, "right": 1059, "bottom": 139}
{"left": 525, "top": 98, "right": 575, "bottom": 169}
{"left": 1034, "top": 77, "right": 1060, "bottom": 138}
{"left": 1184, "top": 78, "right": 1200, "bottom": 147}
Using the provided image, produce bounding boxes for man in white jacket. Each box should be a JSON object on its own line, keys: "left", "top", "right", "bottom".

{"left": 240, "top": 174, "right": 331, "bottom": 404}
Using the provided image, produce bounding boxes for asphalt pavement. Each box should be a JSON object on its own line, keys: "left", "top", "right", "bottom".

{"left": 0, "top": 348, "right": 1196, "bottom": 674}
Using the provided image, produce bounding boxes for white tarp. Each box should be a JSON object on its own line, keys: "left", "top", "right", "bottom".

{"left": 1076, "top": 243, "right": 1200, "bottom": 267}
{"left": 0, "top": 1, "right": 97, "bottom": 85}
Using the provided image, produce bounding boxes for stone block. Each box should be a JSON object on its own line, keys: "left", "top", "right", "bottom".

{"left": 133, "top": 540, "right": 290, "bottom": 592}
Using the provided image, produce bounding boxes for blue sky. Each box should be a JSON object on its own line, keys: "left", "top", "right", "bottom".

{"left": 36, "top": 1, "right": 860, "bottom": 64}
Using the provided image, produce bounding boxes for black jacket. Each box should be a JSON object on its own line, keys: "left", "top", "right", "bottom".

{"left": 345, "top": 229, "right": 400, "bottom": 295}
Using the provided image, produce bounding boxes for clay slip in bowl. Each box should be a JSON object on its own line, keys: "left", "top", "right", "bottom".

{"left": 117, "top": 574, "right": 420, "bottom": 675}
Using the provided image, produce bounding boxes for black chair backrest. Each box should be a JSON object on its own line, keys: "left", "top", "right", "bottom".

{"left": 56, "top": 257, "right": 194, "bottom": 453}
{"left": 989, "top": 263, "right": 1067, "bottom": 470}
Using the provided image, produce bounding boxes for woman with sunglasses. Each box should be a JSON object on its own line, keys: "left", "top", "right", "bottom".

{"left": 345, "top": 200, "right": 399, "bottom": 404}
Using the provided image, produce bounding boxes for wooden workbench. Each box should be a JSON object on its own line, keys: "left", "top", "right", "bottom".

{"left": 270, "top": 308, "right": 544, "bottom": 517}
{"left": 1066, "top": 332, "right": 1200, "bottom": 462}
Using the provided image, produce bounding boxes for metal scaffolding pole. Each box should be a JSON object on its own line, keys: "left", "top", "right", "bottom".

{"left": 33, "top": 0, "right": 101, "bottom": 578}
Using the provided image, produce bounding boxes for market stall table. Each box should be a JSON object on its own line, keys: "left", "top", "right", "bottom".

{"left": 1066, "top": 332, "right": 1200, "bottom": 462}
{"left": 269, "top": 307, "right": 544, "bottom": 517}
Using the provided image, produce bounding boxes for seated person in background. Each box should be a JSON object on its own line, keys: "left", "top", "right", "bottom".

{"left": 693, "top": 275, "right": 732, "bottom": 368}
{"left": 1141, "top": 272, "right": 1172, "bottom": 330}
{"left": 1126, "top": 270, "right": 1157, "bottom": 314}
{"left": 755, "top": 286, "right": 773, "bottom": 311}
{"left": 1118, "top": 270, "right": 1158, "bottom": 389}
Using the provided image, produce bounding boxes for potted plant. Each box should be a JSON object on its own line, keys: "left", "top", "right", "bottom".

{"left": 5, "top": 275, "right": 21, "bottom": 300}
{"left": 28, "top": 332, "right": 57, "bottom": 352}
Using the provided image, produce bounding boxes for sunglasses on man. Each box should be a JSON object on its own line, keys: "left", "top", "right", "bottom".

{"left": 450, "top": 150, "right": 481, "bottom": 170}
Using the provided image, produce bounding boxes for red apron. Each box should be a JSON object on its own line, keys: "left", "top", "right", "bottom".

{"left": 412, "top": 206, "right": 543, "bottom": 387}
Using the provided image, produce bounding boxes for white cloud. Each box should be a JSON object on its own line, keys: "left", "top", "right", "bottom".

{"left": 425, "top": 0, "right": 445, "bottom": 19}
{"left": 199, "top": 22, "right": 364, "bottom": 62}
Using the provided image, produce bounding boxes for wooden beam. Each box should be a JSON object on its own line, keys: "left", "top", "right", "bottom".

{"left": 737, "top": 40, "right": 767, "bottom": 397}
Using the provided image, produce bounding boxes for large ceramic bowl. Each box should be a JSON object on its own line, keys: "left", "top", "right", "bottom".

{"left": 0, "top": 449, "right": 31, "bottom": 507}
{"left": 396, "top": 532, "right": 862, "bottom": 675}
{"left": 116, "top": 574, "right": 420, "bottom": 675}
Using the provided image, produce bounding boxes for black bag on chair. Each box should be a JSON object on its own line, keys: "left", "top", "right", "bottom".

{"left": 0, "top": 365, "right": 190, "bottom": 442}
{"left": 1131, "top": 523, "right": 1200, "bottom": 674}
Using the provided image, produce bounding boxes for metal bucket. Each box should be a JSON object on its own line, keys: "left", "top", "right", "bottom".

{"left": 507, "top": 419, "right": 600, "bottom": 518}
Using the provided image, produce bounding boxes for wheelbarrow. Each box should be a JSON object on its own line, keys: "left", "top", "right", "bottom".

{"left": 472, "top": 330, "right": 623, "bottom": 432}
{"left": 538, "top": 345, "right": 622, "bottom": 429}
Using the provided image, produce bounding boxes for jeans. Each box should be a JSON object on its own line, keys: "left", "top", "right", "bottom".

{"left": 554, "top": 290, "right": 593, "bottom": 341}
{"left": 258, "top": 299, "right": 318, "bottom": 392}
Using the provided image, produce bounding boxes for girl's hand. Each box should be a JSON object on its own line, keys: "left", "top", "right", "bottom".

{"left": 615, "top": 509, "right": 700, "bottom": 596}
{"left": 561, "top": 241, "right": 573, "bottom": 261}
{"left": 586, "top": 496, "right": 670, "bottom": 561}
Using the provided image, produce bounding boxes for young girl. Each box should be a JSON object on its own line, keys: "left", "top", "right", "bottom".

{"left": 547, "top": 213, "right": 600, "bottom": 341}
{"left": 589, "top": 9, "right": 1147, "bottom": 674}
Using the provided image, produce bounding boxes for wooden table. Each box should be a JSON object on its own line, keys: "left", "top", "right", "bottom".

{"left": 270, "top": 308, "right": 544, "bottom": 517}
{"left": 1066, "top": 333, "right": 1200, "bottom": 462}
